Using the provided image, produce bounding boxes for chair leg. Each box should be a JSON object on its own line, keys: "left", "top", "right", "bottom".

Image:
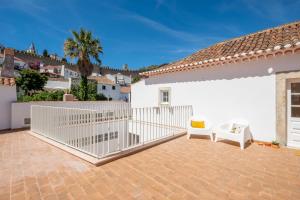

{"left": 210, "top": 133, "right": 213, "bottom": 141}
{"left": 215, "top": 136, "right": 218, "bottom": 142}
{"left": 187, "top": 134, "right": 191, "bottom": 139}
{"left": 240, "top": 141, "right": 245, "bottom": 150}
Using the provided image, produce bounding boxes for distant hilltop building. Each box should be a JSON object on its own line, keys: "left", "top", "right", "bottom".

{"left": 49, "top": 53, "right": 62, "bottom": 61}
{"left": 27, "top": 42, "right": 37, "bottom": 54}
{"left": 123, "top": 64, "right": 129, "bottom": 71}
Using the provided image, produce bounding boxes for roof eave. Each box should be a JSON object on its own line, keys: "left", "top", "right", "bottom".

{"left": 142, "top": 44, "right": 300, "bottom": 77}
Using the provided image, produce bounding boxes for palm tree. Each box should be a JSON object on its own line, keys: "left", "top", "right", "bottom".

{"left": 64, "top": 28, "right": 103, "bottom": 100}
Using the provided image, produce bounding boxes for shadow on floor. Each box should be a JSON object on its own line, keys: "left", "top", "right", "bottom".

{"left": 189, "top": 135, "right": 252, "bottom": 149}
{"left": 0, "top": 128, "right": 29, "bottom": 134}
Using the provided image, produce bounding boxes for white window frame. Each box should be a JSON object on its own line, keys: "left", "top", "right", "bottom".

{"left": 159, "top": 88, "right": 171, "bottom": 106}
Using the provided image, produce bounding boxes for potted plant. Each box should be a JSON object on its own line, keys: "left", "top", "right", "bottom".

{"left": 271, "top": 141, "right": 280, "bottom": 149}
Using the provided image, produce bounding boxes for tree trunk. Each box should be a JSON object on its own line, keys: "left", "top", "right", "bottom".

{"left": 79, "top": 75, "right": 88, "bottom": 101}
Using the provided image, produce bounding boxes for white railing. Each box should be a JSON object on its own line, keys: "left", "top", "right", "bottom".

{"left": 31, "top": 105, "right": 193, "bottom": 159}
{"left": 27, "top": 101, "right": 130, "bottom": 110}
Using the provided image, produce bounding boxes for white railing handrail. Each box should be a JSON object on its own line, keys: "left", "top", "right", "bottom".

{"left": 31, "top": 104, "right": 193, "bottom": 159}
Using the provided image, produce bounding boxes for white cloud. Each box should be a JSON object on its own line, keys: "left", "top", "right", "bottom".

{"left": 128, "top": 13, "right": 202, "bottom": 42}
{"left": 0, "top": 0, "right": 68, "bottom": 35}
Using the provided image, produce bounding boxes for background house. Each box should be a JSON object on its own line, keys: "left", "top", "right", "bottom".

{"left": 120, "top": 86, "right": 131, "bottom": 102}
{"left": 105, "top": 73, "right": 132, "bottom": 85}
{"left": 132, "top": 21, "right": 300, "bottom": 148}
{"left": 40, "top": 65, "right": 80, "bottom": 79}
{"left": 90, "top": 76, "right": 121, "bottom": 100}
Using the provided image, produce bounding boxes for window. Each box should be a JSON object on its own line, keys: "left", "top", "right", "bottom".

{"left": 94, "top": 132, "right": 119, "bottom": 144}
{"left": 24, "top": 118, "right": 31, "bottom": 125}
{"left": 102, "top": 85, "right": 106, "bottom": 90}
{"left": 104, "top": 133, "right": 108, "bottom": 141}
{"left": 112, "top": 85, "right": 116, "bottom": 90}
{"left": 109, "top": 132, "right": 114, "bottom": 140}
{"left": 159, "top": 88, "right": 171, "bottom": 105}
{"left": 291, "top": 83, "right": 300, "bottom": 117}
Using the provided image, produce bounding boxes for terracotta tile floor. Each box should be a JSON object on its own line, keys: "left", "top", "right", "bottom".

{"left": 1, "top": 130, "right": 300, "bottom": 200}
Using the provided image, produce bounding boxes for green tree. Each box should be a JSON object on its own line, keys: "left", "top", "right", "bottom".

{"left": 43, "top": 49, "right": 49, "bottom": 57}
{"left": 64, "top": 28, "right": 103, "bottom": 100}
{"left": 16, "top": 69, "right": 48, "bottom": 96}
{"left": 71, "top": 81, "right": 107, "bottom": 101}
{"left": 132, "top": 76, "right": 141, "bottom": 84}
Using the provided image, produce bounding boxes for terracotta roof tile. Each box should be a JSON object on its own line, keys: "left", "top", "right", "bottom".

{"left": 146, "top": 21, "right": 300, "bottom": 75}
{"left": 89, "top": 76, "right": 115, "bottom": 85}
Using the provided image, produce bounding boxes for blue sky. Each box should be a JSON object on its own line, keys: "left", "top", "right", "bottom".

{"left": 0, "top": 0, "right": 299, "bottom": 69}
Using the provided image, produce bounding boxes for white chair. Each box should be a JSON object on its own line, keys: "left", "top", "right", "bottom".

{"left": 214, "top": 119, "right": 252, "bottom": 150}
{"left": 187, "top": 116, "right": 213, "bottom": 141}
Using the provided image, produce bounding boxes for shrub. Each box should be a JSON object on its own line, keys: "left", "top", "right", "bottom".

{"left": 17, "top": 90, "right": 65, "bottom": 102}
{"left": 16, "top": 69, "right": 48, "bottom": 95}
{"left": 71, "top": 81, "right": 107, "bottom": 101}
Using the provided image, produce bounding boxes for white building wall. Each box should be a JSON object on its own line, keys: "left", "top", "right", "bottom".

{"left": 61, "top": 65, "right": 79, "bottom": 79}
{"left": 0, "top": 85, "right": 16, "bottom": 130}
{"left": 120, "top": 93, "right": 130, "bottom": 102}
{"left": 97, "top": 84, "right": 121, "bottom": 100}
{"left": 105, "top": 74, "right": 131, "bottom": 85}
{"left": 131, "top": 53, "right": 300, "bottom": 142}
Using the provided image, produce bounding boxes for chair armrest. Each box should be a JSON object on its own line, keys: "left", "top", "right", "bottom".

{"left": 218, "top": 123, "right": 231, "bottom": 130}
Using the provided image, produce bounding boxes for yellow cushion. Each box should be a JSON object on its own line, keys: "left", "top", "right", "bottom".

{"left": 191, "top": 120, "right": 205, "bottom": 128}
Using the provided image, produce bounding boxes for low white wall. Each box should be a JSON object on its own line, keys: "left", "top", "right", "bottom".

{"left": 11, "top": 102, "right": 32, "bottom": 129}
{"left": 45, "top": 80, "right": 71, "bottom": 90}
{"left": 131, "top": 53, "right": 300, "bottom": 142}
{"left": 11, "top": 101, "right": 130, "bottom": 129}
{"left": 0, "top": 85, "right": 16, "bottom": 130}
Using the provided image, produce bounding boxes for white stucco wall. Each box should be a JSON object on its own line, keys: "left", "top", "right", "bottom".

{"left": 120, "top": 93, "right": 130, "bottom": 102}
{"left": 11, "top": 102, "right": 32, "bottom": 129}
{"left": 131, "top": 53, "right": 300, "bottom": 142}
{"left": 0, "top": 85, "right": 16, "bottom": 130}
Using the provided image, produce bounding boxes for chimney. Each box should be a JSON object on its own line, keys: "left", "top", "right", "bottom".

{"left": 1, "top": 48, "right": 15, "bottom": 77}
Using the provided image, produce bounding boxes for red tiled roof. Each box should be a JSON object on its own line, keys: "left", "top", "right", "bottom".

{"left": 0, "top": 77, "right": 16, "bottom": 86}
{"left": 141, "top": 21, "right": 300, "bottom": 76}
{"left": 89, "top": 76, "right": 115, "bottom": 85}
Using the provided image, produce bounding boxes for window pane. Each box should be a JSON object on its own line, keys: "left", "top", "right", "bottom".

{"left": 292, "top": 95, "right": 300, "bottom": 105}
{"left": 161, "top": 91, "right": 168, "bottom": 102}
{"left": 291, "top": 83, "right": 300, "bottom": 93}
{"left": 291, "top": 107, "right": 300, "bottom": 118}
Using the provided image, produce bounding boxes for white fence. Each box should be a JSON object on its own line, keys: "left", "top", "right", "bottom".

{"left": 31, "top": 105, "right": 192, "bottom": 158}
